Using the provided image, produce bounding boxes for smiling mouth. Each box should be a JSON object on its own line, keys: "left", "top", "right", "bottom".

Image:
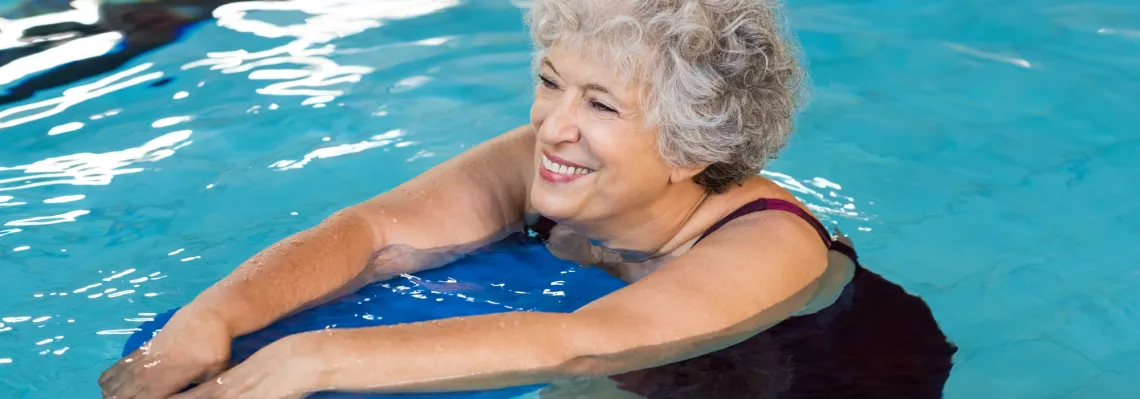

{"left": 541, "top": 153, "right": 594, "bottom": 176}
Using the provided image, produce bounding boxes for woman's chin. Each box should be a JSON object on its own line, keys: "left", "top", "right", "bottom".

{"left": 530, "top": 188, "right": 584, "bottom": 221}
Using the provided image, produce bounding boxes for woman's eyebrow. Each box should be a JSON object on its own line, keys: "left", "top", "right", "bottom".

{"left": 542, "top": 58, "right": 559, "bottom": 75}
{"left": 543, "top": 57, "right": 626, "bottom": 108}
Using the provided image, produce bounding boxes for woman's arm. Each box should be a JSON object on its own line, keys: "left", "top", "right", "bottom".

{"left": 99, "top": 127, "right": 538, "bottom": 399}
{"left": 169, "top": 210, "right": 829, "bottom": 398}
{"left": 192, "top": 125, "right": 539, "bottom": 338}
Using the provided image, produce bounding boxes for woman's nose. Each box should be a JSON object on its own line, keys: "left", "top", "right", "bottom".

{"left": 537, "top": 97, "right": 581, "bottom": 145}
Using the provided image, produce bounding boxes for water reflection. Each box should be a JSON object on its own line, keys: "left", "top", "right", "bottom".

{"left": 0, "top": 127, "right": 193, "bottom": 232}
{"left": 944, "top": 42, "right": 1034, "bottom": 69}
{"left": 0, "top": 265, "right": 171, "bottom": 351}
{"left": 0, "top": 129, "right": 192, "bottom": 192}
{"left": 761, "top": 170, "right": 868, "bottom": 226}
{"left": 0, "top": 0, "right": 466, "bottom": 115}
{"left": 0, "top": 0, "right": 214, "bottom": 107}
{"left": 47, "top": 121, "right": 84, "bottom": 135}
{"left": 270, "top": 128, "right": 406, "bottom": 170}
{"left": 0, "top": 62, "right": 162, "bottom": 128}
{"left": 5, "top": 209, "right": 89, "bottom": 226}
{"left": 183, "top": 0, "right": 459, "bottom": 104}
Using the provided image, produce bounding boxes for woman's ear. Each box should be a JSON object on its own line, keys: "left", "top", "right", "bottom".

{"left": 669, "top": 164, "right": 707, "bottom": 185}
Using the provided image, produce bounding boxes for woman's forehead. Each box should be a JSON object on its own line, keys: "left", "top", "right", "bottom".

{"left": 542, "top": 42, "right": 647, "bottom": 90}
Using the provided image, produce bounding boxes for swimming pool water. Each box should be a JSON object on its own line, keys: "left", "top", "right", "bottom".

{"left": 1, "top": 0, "right": 1138, "bottom": 397}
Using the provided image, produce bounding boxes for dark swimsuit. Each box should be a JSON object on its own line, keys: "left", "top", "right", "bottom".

{"left": 529, "top": 198, "right": 958, "bottom": 399}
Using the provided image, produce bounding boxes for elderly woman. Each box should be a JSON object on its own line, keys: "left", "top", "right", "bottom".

{"left": 99, "top": 1, "right": 955, "bottom": 398}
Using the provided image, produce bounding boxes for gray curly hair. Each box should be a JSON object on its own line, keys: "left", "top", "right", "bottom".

{"left": 525, "top": 0, "right": 808, "bottom": 193}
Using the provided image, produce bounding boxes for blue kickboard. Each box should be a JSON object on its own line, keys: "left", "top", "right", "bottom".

{"left": 122, "top": 238, "right": 629, "bottom": 398}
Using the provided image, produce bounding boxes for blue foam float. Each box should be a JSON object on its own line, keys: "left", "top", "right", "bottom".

{"left": 122, "top": 237, "right": 629, "bottom": 398}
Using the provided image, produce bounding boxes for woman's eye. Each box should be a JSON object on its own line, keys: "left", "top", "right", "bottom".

{"left": 538, "top": 75, "right": 558, "bottom": 89}
{"left": 590, "top": 100, "right": 617, "bottom": 113}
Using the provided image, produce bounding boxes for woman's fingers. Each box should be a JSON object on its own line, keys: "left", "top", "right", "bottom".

{"left": 98, "top": 351, "right": 219, "bottom": 399}
{"left": 106, "top": 378, "right": 143, "bottom": 399}
{"left": 100, "top": 358, "right": 136, "bottom": 398}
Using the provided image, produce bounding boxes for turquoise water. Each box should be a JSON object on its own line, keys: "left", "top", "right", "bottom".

{"left": 1, "top": 0, "right": 1139, "bottom": 397}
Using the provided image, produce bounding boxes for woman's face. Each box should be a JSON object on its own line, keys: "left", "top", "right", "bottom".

{"left": 529, "top": 44, "right": 688, "bottom": 225}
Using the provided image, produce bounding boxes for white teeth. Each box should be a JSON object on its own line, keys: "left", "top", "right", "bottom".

{"left": 542, "top": 155, "right": 592, "bottom": 175}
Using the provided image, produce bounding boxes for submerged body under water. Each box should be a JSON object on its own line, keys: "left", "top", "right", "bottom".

{"left": 603, "top": 265, "right": 956, "bottom": 399}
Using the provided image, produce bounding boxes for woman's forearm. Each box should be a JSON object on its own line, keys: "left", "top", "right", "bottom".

{"left": 291, "top": 311, "right": 585, "bottom": 394}
{"left": 184, "top": 210, "right": 382, "bottom": 338}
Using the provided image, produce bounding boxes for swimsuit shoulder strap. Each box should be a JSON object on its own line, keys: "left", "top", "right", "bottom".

{"left": 694, "top": 197, "right": 859, "bottom": 263}
{"left": 694, "top": 198, "right": 833, "bottom": 248}
{"left": 529, "top": 198, "right": 858, "bottom": 262}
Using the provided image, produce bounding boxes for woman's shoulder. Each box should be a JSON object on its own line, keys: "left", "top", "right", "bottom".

{"left": 701, "top": 176, "right": 820, "bottom": 230}
{"left": 681, "top": 175, "right": 829, "bottom": 256}
{"left": 730, "top": 176, "right": 812, "bottom": 212}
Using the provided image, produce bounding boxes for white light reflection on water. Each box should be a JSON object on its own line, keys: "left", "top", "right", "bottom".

{"left": 43, "top": 194, "right": 85, "bottom": 204}
{"left": 5, "top": 210, "right": 89, "bottom": 227}
{"left": 270, "top": 129, "right": 404, "bottom": 170}
{"left": 47, "top": 121, "right": 85, "bottom": 136}
{"left": 95, "top": 328, "right": 140, "bottom": 335}
{"left": 760, "top": 170, "right": 868, "bottom": 226}
{"left": 182, "top": 0, "right": 459, "bottom": 103}
{"left": 1097, "top": 28, "right": 1140, "bottom": 38}
{"left": 0, "top": 63, "right": 163, "bottom": 129}
{"left": 0, "top": 129, "right": 193, "bottom": 192}
{"left": 0, "top": 195, "right": 25, "bottom": 207}
{"left": 0, "top": 31, "right": 123, "bottom": 86}
{"left": 151, "top": 116, "right": 192, "bottom": 128}
{"left": 943, "top": 43, "right": 1035, "bottom": 69}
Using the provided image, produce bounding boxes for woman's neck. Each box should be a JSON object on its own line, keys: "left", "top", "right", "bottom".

{"left": 574, "top": 184, "right": 711, "bottom": 262}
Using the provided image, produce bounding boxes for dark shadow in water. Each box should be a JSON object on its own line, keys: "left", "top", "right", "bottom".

{"left": 609, "top": 263, "right": 958, "bottom": 399}
{"left": 0, "top": 0, "right": 252, "bottom": 106}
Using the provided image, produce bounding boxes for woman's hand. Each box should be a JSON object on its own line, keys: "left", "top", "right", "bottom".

{"left": 99, "top": 308, "right": 232, "bottom": 399}
{"left": 168, "top": 334, "right": 322, "bottom": 399}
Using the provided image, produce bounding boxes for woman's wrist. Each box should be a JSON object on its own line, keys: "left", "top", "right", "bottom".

{"left": 174, "top": 298, "right": 232, "bottom": 334}
{"left": 272, "top": 331, "right": 334, "bottom": 394}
